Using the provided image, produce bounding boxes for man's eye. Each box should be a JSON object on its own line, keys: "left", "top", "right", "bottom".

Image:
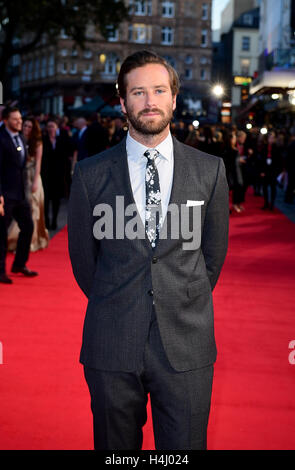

{"left": 134, "top": 91, "right": 143, "bottom": 96}
{"left": 156, "top": 89, "right": 165, "bottom": 94}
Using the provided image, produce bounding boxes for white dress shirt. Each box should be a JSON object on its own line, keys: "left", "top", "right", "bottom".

{"left": 6, "top": 127, "right": 26, "bottom": 162}
{"left": 126, "top": 131, "right": 174, "bottom": 227}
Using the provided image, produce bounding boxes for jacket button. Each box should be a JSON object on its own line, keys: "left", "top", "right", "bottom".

{"left": 148, "top": 289, "right": 154, "bottom": 296}
{"left": 152, "top": 257, "right": 158, "bottom": 264}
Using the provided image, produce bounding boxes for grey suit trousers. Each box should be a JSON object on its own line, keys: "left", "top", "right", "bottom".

{"left": 84, "top": 309, "right": 214, "bottom": 451}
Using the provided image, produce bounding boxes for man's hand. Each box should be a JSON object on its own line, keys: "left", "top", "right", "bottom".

{"left": 0, "top": 195, "right": 4, "bottom": 216}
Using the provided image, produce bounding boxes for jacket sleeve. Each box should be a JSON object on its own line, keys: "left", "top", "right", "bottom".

{"left": 201, "top": 157, "right": 229, "bottom": 290}
{"left": 67, "top": 163, "right": 99, "bottom": 298}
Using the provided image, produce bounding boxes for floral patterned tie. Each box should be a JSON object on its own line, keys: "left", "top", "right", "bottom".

{"left": 144, "top": 149, "right": 162, "bottom": 248}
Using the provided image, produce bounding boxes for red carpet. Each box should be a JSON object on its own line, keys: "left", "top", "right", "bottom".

{"left": 0, "top": 191, "right": 295, "bottom": 450}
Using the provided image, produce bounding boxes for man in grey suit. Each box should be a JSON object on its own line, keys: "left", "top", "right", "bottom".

{"left": 68, "top": 50, "right": 229, "bottom": 450}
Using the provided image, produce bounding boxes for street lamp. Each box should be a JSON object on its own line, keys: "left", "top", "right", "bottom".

{"left": 288, "top": 90, "right": 295, "bottom": 106}
{"left": 212, "top": 84, "right": 224, "bottom": 98}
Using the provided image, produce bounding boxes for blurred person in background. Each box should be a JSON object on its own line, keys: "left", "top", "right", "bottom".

{"left": 284, "top": 130, "right": 295, "bottom": 204}
{"left": 247, "top": 127, "right": 262, "bottom": 196}
{"left": 213, "top": 130, "right": 225, "bottom": 157}
{"left": 41, "top": 118, "right": 73, "bottom": 230}
{"left": 0, "top": 107, "right": 38, "bottom": 283}
{"left": 86, "top": 112, "right": 109, "bottom": 157}
{"left": 184, "top": 123, "right": 199, "bottom": 148}
{"left": 235, "top": 130, "right": 251, "bottom": 211}
{"left": 71, "top": 117, "right": 90, "bottom": 175}
{"left": 260, "top": 130, "right": 283, "bottom": 211}
{"left": 222, "top": 130, "right": 239, "bottom": 212}
{"left": 8, "top": 116, "right": 49, "bottom": 252}
{"left": 175, "top": 120, "right": 188, "bottom": 142}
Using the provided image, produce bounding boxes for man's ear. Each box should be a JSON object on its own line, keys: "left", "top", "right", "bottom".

{"left": 120, "top": 97, "right": 127, "bottom": 115}
{"left": 172, "top": 94, "right": 177, "bottom": 111}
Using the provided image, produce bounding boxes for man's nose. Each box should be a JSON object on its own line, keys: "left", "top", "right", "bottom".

{"left": 145, "top": 91, "right": 156, "bottom": 107}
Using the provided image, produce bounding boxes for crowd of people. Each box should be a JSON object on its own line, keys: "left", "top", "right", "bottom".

{"left": 0, "top": 104, "right": 294, "bottom": 283}
{"left": 171, "top": 121, "right": 295, "bottom": 214}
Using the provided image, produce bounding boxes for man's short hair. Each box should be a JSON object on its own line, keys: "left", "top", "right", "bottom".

{"left": 117, "top": 50, "right": 180, "bottom": 100}
{"left": 2, "top": 106, "right": 21, "bottom": 120}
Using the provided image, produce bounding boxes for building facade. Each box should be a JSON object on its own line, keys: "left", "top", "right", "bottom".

{"left": 212, "top": 4, "right": 260, "bottom": 123}
{"left": 231, "top": 8, "right": 260, "bottom": 115}
{"left": 249, "top": 0, "right": 295, "bottom": 127}
{"left": 220, "top": 0, "right": 258, "bottom": 35}
{"left": 12, "top": 0, "right": 213, "bottom": 118}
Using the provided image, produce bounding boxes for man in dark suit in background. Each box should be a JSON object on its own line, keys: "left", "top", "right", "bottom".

{"left": 68, "top": 51, "right": 229, "bottom": 450}
{"left": 41, "top": 118, "right": 74, "bottom": 230}
{"left": 0, "top": 107, "right": 38, "bottom": 284}
{"left": 72, "top": 117, "right": 89, "bottom": 163}
{"left": 85, "top": 112, "right": 109, "bottom": 157}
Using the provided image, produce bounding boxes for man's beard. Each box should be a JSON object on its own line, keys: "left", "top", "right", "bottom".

{"left": 124, "top": 103, "right": 174, "bottom": 136}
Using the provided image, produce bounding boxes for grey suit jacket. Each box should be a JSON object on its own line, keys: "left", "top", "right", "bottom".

{"left": 68, "top": 136, "right": 229, "bottom": 372}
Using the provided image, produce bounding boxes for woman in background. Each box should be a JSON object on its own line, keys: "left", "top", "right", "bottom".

{"left": 8, "top": 117, "right": 49, "bottom": 252}
{"left": 222, "top": 130, "right": 243, "bottom": 213}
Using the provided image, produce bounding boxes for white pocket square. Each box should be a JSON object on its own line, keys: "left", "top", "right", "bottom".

{"left": 186, "top": 200, "right": 205, "bottom": 207}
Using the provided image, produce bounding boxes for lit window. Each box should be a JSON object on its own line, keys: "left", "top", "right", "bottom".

{"left": 240, "top": 58, "right": 250, "bottom": 75}
{"left": 185, "top": 55, "right": 193, "bottom": 65}
{"left": 200, "top": 69, "right": 206, "bottom": 80}
{"left": 129, "top": 24, "right": 152, "bottom": 43}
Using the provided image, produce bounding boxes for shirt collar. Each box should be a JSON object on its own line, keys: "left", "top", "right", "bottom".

{"left": 126, "top": 131, "right": 173, "bottom": 163}
{"left": 5, "top": 127, "right": 19, "bottom": 138}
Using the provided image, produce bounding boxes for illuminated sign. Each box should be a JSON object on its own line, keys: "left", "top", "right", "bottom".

{"left": 234, "top": 76, "right": 252, "bottom": 86}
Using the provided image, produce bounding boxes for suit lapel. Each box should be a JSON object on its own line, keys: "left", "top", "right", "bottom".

{"left": 155, "top": 137, "right": 190, "bottom": 253}
{"left": 109, "top": 138, "right": 152, "bottom": 252}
